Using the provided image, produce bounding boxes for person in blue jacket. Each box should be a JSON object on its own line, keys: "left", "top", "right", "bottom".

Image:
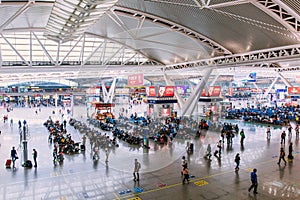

{"left": 248, "top": 168, "right": 258, "bottom": 194}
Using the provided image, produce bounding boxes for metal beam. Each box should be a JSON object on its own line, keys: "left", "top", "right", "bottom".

{"left": 0, "top": 1, "right": 34, "bottom": 33}
{"left": 32, "top": 32, "right": 55, "bottom": 64}
{"left": 0, "top": 34, "right": 30, "bottom": 66}
{"left": 164, "top": 44, "right": 300, "bottom": 71}
{"left": 252, "top": 0, "right": 300, "bottom": 40}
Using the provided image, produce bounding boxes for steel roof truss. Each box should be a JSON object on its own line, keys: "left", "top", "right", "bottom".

{"left": 253, "top": 0, "right": 300, "bottom": 38}
{"left": 164, "top": 45, "right": 300, "bottom": 70}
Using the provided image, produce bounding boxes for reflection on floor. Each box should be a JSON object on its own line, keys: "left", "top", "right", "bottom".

{"left": 0, "top": 105, "right": 300, "bottom": 200}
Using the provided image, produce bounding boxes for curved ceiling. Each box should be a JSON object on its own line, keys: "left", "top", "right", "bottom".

{"left": 0, "top": 0, "right": 300, "bottom": 83}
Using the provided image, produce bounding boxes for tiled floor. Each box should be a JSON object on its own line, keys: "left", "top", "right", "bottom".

{"left": 0, "top": 105, "right": 300, "bottom": 200}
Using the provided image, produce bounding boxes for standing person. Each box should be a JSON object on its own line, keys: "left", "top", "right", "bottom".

{"left": 205, "top": 144, "right": 212, "bottom": 160}
{"left": 288, "top": 143, "right": 294, "bottom": 160}
{"left": 234, "top": 153, "right": 241, "bottom": 171}
{"left": 248, "top": 168, "right": 258, "bottom": 194}
{"left": 288, "top": 124, "right": 293, "bottom": 138}
{"left": 182, "top": 166, "right": 190, "bottom": 184}
{"left": 18, "top": 120, "right": 22, "bottom": 129}
{"left": 280, "top": 131, "right": 286, "bottom": 144}
{"left": 32, "top": 149, "right": 37, "bottom": 167}
{"left": 240, "top": 129, "right": 245, "bottom": 145}
{"left": 82, "top": 135, "right": 87, "bottom": 146}
{"left": 295, "top": 124, "right": 299, "bottom": 138}
{"left": 266, "top": 125, "right": 271, "bottom": 139}
{"left": 277, "top": 147, "right": 287, "bottom": 165}
{"left": 105, "top": 148, "right": 109, "bottom": 163}
{"left": 10, "top": 146, "right": 18, "bottom": 169}
{"left": 133, "top": 158, "right": 141, "bottom": 181}
{"left": 217, "top": 140, "right": 222, "bottom": 158}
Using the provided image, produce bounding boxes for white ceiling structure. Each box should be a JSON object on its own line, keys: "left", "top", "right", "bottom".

{"left": 0, "top": 0, "right": 300, "bottom": 86}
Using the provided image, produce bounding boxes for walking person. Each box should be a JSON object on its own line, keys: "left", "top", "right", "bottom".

{"left": 181, "top": 156, "right": 187, "bottom": 176}
{"left": 234, "top": 153, "right": 241, "bottom": 171}
{"left": 277, "top": 147, "right": 287, "bottom": 165}
{"left": 32, "top": 149, "right": 37, "bottom": 168}
{"left": 182, "top": 166, "right": 190, "bottom": 184}
{"left": 10, "top": 146, "right": 18, "bottom": 169}
{"left": 133, "top": 158, "right": 141, "bottom": 181}
{"left": 248, "top": 168, "right": 258, "bottom": 194}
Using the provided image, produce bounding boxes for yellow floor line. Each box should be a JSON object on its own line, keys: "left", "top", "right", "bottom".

{"left": 116, "top": 157, "right": 278, "bottom": 200}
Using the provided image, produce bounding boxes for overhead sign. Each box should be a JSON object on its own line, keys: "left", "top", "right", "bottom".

{"left": 158, "top": 86, "right": 174, "bottom": 97}
{"left": 128, "top": 74, "right": 144, "bottom": 86}
{"left": 247, "top": 72, "right": 256, "bottom": 82}
{"left": 146, "top": 86, "right": 156, "bottom": 97}
{"left": 201, "top": 86, "right": 221, "bottom": 97}
{"left": 288, "top": 87, "right": 300, "bottom": 95}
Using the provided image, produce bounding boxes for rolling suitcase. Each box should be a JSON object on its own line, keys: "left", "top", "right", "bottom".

{"left": 5, "top": 159, "right": 12, "bottom": 168}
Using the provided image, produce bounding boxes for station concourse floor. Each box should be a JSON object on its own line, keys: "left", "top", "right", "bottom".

{"left": 0, "top": 106, "right": 300, "bottom": 200}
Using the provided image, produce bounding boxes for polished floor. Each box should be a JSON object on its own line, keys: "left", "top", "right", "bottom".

{"left": 0, "top": 105, "right": 300, "bottom": 200}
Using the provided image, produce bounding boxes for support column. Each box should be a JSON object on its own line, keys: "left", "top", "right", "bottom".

{"left": 107, "top": 77, "right": 117, "bottom": 103}
{"left": 263, "top": 76, "right": 279, "bottom": 98}
{"left": 181, "top": 68, "right": 213, "bottom": 116}
{"left": 163, "top": 73, "right": 184, "bottom": 109}
{"left": 278, "top": 72, "right": 292, "bottom": 87}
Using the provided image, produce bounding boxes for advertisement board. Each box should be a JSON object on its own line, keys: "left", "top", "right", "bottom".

{"left": 158, "top": 86, "right": 174, "bottom": 97}
{"left": 146, "top": 86, "right": 156, "bottom": 97}
{"left": 288, "top": 87, "right": 300, "bottom": 95}
{"left": 128, "top": 74, "right": 144, "bottom": 86}
{"left": 201, "top": 86, "right": 221, "bottom": 97}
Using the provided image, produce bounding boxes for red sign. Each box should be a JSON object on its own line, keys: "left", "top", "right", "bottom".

{"left": 93, "top": 103, "right": 115, "bottom": 108}
{"left": 146, "top": 86, "right": 156, "bottom": 97}
{"left": 288, "top": 87, "right": 300, "bottom": 94}
{"left": 201, "top": 86, "right": 221, "bottom": 97}
{"left": 128, "top": 74, "right": 144, "bottom": 86}
{"left": 162, "top": 108, "right": 170, "bottom": 117}
{"left": 209, "top": 86, "right": 221, "bottom": 97}
{"left": 228, "top": 88, "right": 233, "bottom": 96}
{"left": 158, "top": 86, "right": 174, "bottom": 97}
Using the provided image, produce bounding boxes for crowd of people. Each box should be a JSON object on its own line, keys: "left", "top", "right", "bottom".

{"left": 225, "top": 104, "right": 300, "bottom": 125}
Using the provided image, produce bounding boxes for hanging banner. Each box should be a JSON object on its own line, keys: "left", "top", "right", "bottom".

{"left": 128, "top": 74, "right": 144, "bottom": 86}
